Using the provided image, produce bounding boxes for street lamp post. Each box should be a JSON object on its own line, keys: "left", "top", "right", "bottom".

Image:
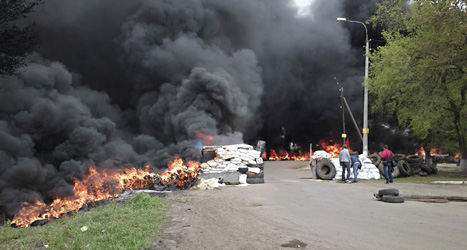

{"left": 337, "top": 17, "right": 370, "bottom": 157}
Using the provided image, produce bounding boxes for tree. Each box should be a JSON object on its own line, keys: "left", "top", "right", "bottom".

{"left": 367, "top": 0, "right": 467, "bottom": 171}
{"left": 0, "top": 0, "right": 43, "bottom": 77}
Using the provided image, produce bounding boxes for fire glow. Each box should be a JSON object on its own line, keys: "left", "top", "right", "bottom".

{"left": 415, "top": 147, "right": 460, "bottom": 160}
{"left": 11, "top": 158, "right": 200, "bottom": 228}
{"left": 264, "top": 140, "right": 349, "bottom": 161}
{"left": 196, "top": 130, "right": 214, "bottom": 146}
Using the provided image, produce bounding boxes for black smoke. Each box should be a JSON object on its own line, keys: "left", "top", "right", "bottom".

{"left": 0, "top": 0, "right": 392, "bottom": 217}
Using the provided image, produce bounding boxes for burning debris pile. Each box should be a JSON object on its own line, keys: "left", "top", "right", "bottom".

{"left": 10, "top": 158, "right": 199, "bottom": 228}
{"left": 199, "top": 144, "right": 263, "bottom": 184}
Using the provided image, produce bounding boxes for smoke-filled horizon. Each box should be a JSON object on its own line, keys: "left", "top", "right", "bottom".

{"left": 0, "top": 0, "right": 401, "bottom": 216}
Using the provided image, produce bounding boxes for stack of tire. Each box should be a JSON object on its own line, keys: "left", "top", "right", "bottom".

{"left": 315, "top": 158, "right": 337, "bottom": 180}
{"left": 368, "top": 153, "right": 400, "bottom": 179}
{"left": 246, "top": 162, "right": 264, "bottom": 184}
{"left": 376, "top": 188, "right": 404, "bottom": 203}
{"left": 369, "top": 153, "right": 439, "bottom": 178}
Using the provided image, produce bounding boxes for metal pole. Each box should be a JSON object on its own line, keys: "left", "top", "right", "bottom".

{"left": 336, "top": 17, "right": 370, "bottom": 157}
{"left": 341, "top": 87, "right": 346, "bottom": 145}
{"left": 363, "top": 35, "right": 369, "bottom": 157}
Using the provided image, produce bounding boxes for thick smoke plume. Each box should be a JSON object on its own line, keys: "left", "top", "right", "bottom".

{"left": 0, "top": 0, "right": 383, "bottom": 216}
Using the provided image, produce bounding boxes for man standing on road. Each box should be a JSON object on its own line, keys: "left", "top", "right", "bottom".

{"left": 381, "top": 145, "right": 394, "bottom": 184}
{"left": 351, "top": 154, "right": 362, "bottom": 183}
{"left": 339, "top": 144, "right": 351, "bottom": 183}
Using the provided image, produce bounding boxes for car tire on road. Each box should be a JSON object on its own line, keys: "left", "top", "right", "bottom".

{"left": 378, "top": 188, "right": 399, "bottom": 196}
{"left": 382, "top": 195, "right": 405, "bottom": 203}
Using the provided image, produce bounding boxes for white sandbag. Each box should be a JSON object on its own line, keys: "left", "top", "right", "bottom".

{"left": 239, "top": 174, "right": 247, "bottom": 184}
{"left": 248, "top": 167, "right": 261, "bottom": 174}
{"left": 228, "top": 166, "right": 239, "bottom": 171}
{"left": 207, "top": 161, "right": 218, "bottom": 167}
{"left": 248, "top": 160, "right": 257, "bottom": 165}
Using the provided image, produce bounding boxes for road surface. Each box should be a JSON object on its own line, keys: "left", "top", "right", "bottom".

{"left": 151, "top": 161, "right": 467, "bottom": 250}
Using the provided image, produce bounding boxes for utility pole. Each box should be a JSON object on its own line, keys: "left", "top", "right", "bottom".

{"left": 337, "top": 17, "right": 370, "bottom": 157}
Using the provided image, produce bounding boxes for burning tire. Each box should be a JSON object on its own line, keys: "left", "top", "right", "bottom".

{"left": 369, "top": 154, "right": 382, "bottom": 167}
{"left": 316, "top": 159, "right": 336, "bottom": 180}
{"left": 398, "top": 160, "right": 412, "bottom": 176}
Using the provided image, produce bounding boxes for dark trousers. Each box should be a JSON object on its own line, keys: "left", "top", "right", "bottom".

{"left": 341, "top": 162, "right": 351, "bottom": 180}
{"left": 383, "top": 161, "right": 394, "bottom": 183}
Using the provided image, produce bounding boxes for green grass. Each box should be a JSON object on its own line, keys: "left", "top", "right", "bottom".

{"left": 293, "top": 165, "right": 307, "bottom": 169}
{"left": 387, "top": 171, "right": 467, "bottom": 184}
{"left": 0, "top": 192, "right": 169, "bottom": 250}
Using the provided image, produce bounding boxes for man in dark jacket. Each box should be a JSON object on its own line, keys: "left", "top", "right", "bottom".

{"left": 350, "top": 155, "right": 362, "bottom": 183}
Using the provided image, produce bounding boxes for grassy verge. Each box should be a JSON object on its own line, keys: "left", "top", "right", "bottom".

{"left": 293, "top": 165, "right": 307, "bottom": 170}
{"left": 389, "top": 171, "right": 467, "bottom": 184}
{"left": 0, "top": 192, "right": 169, "bottom": 250}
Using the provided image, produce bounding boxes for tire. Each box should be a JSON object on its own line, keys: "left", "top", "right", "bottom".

{"left": 398, "top": 160, "right": 412, "bottom": 176}
{"left": 392, "top": 165, "right": 400, "bottom": 178}
{"left": 378, "top": 162, "right": 399, "bottom": 178}
{"left": 411, "top": 165, "right": 422, "bottom": 174}
{"left": 378, "top": 162, "right": 385, "bottom": 177}
{"left": 393, "top": 154, "right": 406, "bottom": 162}
{"left": 378, "top": 188, "right": 399, "bottom": 196}
{"left": 369, "top": 154, "right": 382, "bottom": 167}
{"left": 382, "top": 195, "right": 405, "bottom": 203}
{"left": 246, "top": 173, "right": 264, "bottom": 178}
{"left": 430, "top": 164, "right": 439, "bottom": 174}
{"left": 407, "top": 155, "right": 423, "bottom": 163}
{"left": 316, "top": 159, "right": 336, "bottom": 180}
{"left": 246, "top": 178, "right": 264, "bottom": 184}
{"left": 420, "top": 163, "right": 432, "bottom": 174}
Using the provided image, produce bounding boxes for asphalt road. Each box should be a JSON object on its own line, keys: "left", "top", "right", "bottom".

{"left": 154, "top": 161, "right": 467, "bottom": 250}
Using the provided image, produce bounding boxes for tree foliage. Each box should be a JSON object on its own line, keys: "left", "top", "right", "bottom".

{"left": 0, "top": 0, "right": 43, "bottom": 77}
{"left": 367, "top": 0, "right": 467, "bottom": 169}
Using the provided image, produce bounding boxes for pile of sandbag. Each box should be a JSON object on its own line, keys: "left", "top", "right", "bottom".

{"left": 331, "top": 156, "right": 381, "bottom": 180}
{"left": 200, "top": 144, "right": 262, "bottom": 173}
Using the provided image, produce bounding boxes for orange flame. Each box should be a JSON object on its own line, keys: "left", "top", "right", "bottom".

{"left": 267, "top": 149, "right": 310, "bottom": 161}
{"left": 196, "top": 130, "right": 213, "bottom": 145}
{"left": 291, "top": 152, "right": 310, "bottom": 161}
{"left": 416, "top": 147, "right": 450, "bottom": 156}
{"left": 319, "top": 139, "right": 350, "bottom": 158}
{"left": 11, "top": 158, "right": 199, "bottom": 228}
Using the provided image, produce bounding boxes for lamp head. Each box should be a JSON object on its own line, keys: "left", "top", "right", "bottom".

{"left": 336, "top": 17, "right": 347, "bottom": 21}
